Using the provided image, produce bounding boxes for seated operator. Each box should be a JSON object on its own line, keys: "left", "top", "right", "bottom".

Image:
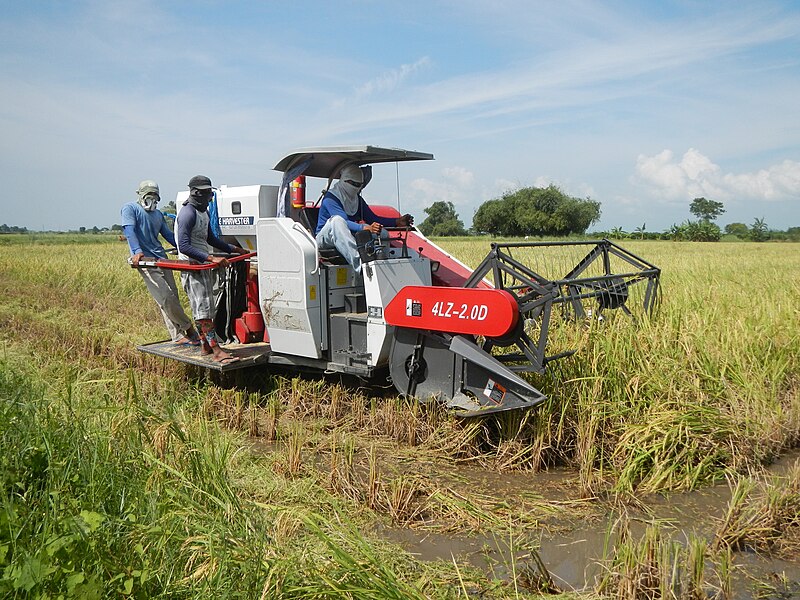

{"left": 314, "top": 164, "right": 413, "bottom": 272}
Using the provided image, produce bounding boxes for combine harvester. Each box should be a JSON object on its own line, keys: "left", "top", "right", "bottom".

{"left": 138, "top": 146, "right": 660, "bottom": 416}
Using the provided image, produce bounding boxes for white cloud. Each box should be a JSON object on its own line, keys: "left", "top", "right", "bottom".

{"left": 722, "top": 160, "right": 800, "bottom": 201}
{"left": 442, "top": 166, "right": 474, "bottom": 188}
{"left": 494, "top": 178, "right": 518, "bottom": 195}
{"left": 354, "top": 57, "right": 431, "bottom": 98}
{"left": 633, "top": 148, "right": 800, "bottom": 203}
{"left": 407, "top": 165, "right": 477, "bottom": 214}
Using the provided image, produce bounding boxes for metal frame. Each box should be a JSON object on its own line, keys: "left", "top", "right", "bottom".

{"left": 463, "top": 239, "right": 661, "bottom": 374}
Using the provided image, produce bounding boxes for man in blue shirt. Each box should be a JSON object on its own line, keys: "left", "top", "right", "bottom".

{"left": 315, "top": 164, "right": 413, "bottom": 272}
{"left": 121, "top": 180, "right": 199, "bottom": 346}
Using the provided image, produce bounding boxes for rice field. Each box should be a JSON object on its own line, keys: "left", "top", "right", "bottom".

{"left": 0, "top": 233, "right": 798, "bottom": 598}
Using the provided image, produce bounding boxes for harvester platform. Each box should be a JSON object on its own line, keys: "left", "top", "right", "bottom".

{"left": 137, "top": 340, "right": 271, "bottom": 372}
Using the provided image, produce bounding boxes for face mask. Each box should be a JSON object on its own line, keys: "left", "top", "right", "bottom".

{"left": 187, "top": 189, "right": 213, "bottom": 211}
{"left": 140, "top": 193, "right": 159, "bottom": 212}
{"left": 343, "top": 181, "right": 362, "bottom": 195}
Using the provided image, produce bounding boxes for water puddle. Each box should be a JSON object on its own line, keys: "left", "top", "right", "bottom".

{"left": 246, "top": 432, "right": 800, "bottom": 596}
{"left": 380, "top": 450, "right": 800, "bottom": 597}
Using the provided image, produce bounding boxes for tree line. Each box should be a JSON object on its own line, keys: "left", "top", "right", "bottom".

{"left": 417, "top": 190, "right": 795, "bottom": 242}
{"left": 418, "top": 185, "right": 601, "bottom": 237}
{"left": 0, "top": 224, "right": 29, "bottom": 234}
{"left": 2, "top": 191, "right": 793, "bottom": 241}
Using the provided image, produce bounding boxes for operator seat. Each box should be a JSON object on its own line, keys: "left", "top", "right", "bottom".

{"left": 298, "top": 207, "right": 348, "bottom": 265}
{"left": 298, "top": 206, "right": 320, "bottom": 234}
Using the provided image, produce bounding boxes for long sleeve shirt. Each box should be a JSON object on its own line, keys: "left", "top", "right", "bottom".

{"left": 120, "top": 202, "right": 174, "bottom": 259}
{"left": 314, "top": 191, "right": 396, "bottom": 236}
{"left": 175, "top": 203, "right": 233, "bottom": 262}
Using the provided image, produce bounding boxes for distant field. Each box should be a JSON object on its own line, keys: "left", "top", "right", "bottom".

{"left": 0, "top": 233, "right": 798, "bottom": 597}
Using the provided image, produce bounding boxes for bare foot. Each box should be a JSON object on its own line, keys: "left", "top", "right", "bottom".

{"left": 211, "top": 349, "right": 240, "bottom": 364}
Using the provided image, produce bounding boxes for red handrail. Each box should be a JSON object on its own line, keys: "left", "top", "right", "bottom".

{"left": 131, "top": 252, "right": 257, "bottom": 271}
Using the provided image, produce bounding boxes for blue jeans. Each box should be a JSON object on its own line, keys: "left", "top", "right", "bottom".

{"left": 316, "top": 216, "right": 362, "bottom": 272}
{"left": 316, "top": 216, "right": 389, "bottom": 273}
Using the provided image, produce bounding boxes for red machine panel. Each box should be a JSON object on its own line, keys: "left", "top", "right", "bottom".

{"left": 370, "top": 205, "right": 490, "bottom": 289}
{"left": 384, "top": 286, "right": 519, "bottom": 338}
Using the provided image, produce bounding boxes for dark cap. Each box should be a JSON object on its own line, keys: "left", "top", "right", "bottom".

{"left": 188, "top": 175, "right": 213, "bottom": 190}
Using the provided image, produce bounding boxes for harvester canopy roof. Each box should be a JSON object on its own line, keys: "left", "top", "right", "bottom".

{"left": 273, "top": 146, "right": 434, "bottom": 179}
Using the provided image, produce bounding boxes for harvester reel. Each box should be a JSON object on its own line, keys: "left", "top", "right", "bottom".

{"left": 595, "top": 276, "right": 629, "bottom": 310}
{"left": 462, "top": 246, "right": 559, "bottom": 374}
{"left": 461, "top": 240, "right": 661, "bottom": 375}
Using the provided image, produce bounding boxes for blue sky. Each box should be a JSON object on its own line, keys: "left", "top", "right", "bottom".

{"left": 2, "top": 0, "right": 799, "bottom": 232}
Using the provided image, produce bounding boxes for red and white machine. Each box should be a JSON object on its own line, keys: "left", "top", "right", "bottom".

{"left": 139, "top": 146, "right": 660, "bottom": 416}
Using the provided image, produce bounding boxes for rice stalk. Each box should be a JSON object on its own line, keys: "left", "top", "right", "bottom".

{"left": 262, "top": 394, "right": 281, "bottom": 442}
{"left": 379, "top": 475, "right": 428, "bottom": 524}
{"left": 684, "top": 535, "right": 707, "bottom": 600}
{"left": 282, "top": 424, "right": 304, "bottom": 478}
{"left": 367, "top": 444, "right": 380, "bottom": 510}
{"left": 713, "top": 461, "right": 800, "bottom": 556}
{"left": 327, "top": 433, "right": 360, "bottom": 502}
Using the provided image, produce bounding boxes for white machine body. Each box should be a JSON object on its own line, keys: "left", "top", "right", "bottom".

{"left": 217, "top": 185, "right": 278, "bottom": 251}
{"left": 362, "top": 257, "right": 431, "bottom": 366}
{"left": 175, "top": 185, "right": 278, "bottom": 252}
{"left": 254, "top": 215, "right": 431, "bottom": 370}
{"left": 256, "top": 217, "right": 324, "bottom": 359}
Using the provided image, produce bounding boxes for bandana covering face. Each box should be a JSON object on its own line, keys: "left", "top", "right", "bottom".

{"left": 185, "top": 188, "right": 212, "bottom": 212}
{"left": 139, "top": 193, "right": 159, "bottom": 212}
{"left": 330, "top": 164, "right": 363, "bottom": 216}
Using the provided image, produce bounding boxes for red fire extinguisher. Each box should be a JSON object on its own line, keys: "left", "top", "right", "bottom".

{"left": 290, "top": 175, "right": 306, "bottom": 208}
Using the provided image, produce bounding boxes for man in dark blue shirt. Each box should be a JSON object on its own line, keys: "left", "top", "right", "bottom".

{"left": 315, "top": 164, "right": 412, "bottom": 272}
{"left": 175, "top": 175, "right": 246, "bottom": 364}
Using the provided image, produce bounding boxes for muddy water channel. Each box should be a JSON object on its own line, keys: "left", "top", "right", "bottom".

{"left": 380, "top": 450, "right": 800, "bottom": 597}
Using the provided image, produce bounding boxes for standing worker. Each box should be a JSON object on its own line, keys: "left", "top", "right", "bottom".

{"left": 121, "top": 180, "right": 200, "bottom": 346}
{"left": 175, "top": 175, "right": 247, "bottom": 364}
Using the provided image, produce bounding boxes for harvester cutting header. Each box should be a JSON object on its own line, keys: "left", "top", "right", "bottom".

{"left": 138, "top": 146, "right": 660, "bottom": 416}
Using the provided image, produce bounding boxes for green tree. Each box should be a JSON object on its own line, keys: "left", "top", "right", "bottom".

{"left": 666, "top": 223, "right": 687, "bottom": 241}
{"left": 749, "top": 217, "right": 770, "bottom": 242}
{"left": 686, "top": 220, "right": 721, "bottom": 242}
{"left": 724, "top": 222, "right": 749, "bottom": 238}
{"left": 472, "top": 198, "right": 515, "bottom": 235}
{"left": 418, "top": 201, "right": 467, "bottom": 237}
{"left": 609, "top": 226, "right": 627, "bottom": 240}
{"left": 689, "top": 197, "right": 725, "bottom": 222}
{"left": 473, "top": 185, "right": 600, "bottom": 236}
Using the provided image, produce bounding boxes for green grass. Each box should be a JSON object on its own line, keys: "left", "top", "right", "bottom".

{"left": 0, "top": 234, "right": 799, "bottom": 597}
{"left": 435, "top": 239, "right": 800, "bottom": 492}
{"left": 0, "top": 355, "right": 471, "bottom": 598}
